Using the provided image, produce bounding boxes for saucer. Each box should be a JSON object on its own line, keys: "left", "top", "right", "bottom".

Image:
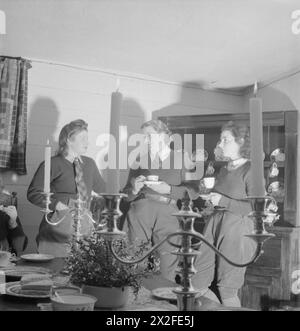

{"left": 144, "top": 181, "right": 162, "bottom": 185}
{"left": 5, "top": 282, "right": 51, "bottom": 299}
{"left": 20, "top": 254, "right": 55, "bottom": 263}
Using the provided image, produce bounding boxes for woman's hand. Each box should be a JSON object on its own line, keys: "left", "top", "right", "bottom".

{"left": 55, "top": 201, "right": 69, "bottom": 211}
{"left": 131, "top": 175, "right": 146, "bottom": 195}
{"left": 200, "top": 192, "right": 222, "bottom": 206}
{"left": 0, "top": 239, "right": 9, "bottom": 251}
{"left": 146, "top": 181, "right": 171, "bottom": 195}
{"left": 2, "top": 206, "right": 18, "bottom": 229}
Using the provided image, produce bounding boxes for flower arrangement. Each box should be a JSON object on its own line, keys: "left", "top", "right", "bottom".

{"left": 64, "top": 232, "right": 158, "bottom": 296}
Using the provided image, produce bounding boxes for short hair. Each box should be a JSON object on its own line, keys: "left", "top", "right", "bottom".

{"left": 57, "top": 119, "right": 88, "bottom": 156}
{"left": 141, "top": 119, "right": 172, "bottom": 136}
{"left": 221, "top": 121, "right": 251, "bottom": 159}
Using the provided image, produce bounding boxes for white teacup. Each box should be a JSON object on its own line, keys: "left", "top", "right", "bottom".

{"left": 0, "top": 251, "right": 12, "bottom": 267}
{"left": 203, "top": 177, "right": 215, "bottom": 189}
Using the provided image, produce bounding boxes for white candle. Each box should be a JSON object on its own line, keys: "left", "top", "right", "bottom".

{"left": 107, "top": 86, "right": 123, "bottom": 194}
{"left": 44, "top": 139, "right": 51, "bottom": 193}
{"left": 249, "top": 83, "right": 265, "bottom": 196}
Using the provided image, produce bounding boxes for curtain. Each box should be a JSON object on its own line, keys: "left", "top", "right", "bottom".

{"left": 0, "top": 56, "right": 31, "bottom": 175}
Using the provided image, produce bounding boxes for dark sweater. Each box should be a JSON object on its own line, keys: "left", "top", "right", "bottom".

{"left": 27, "top": 155, "right": 106, "bottom": 210}
{"left": 122, "top": 150, "right": 199, "bottom": 202}
{"left": 0, "top": 213, "right": 28, "bottom": 254}
{"left": 27, "top": 154, "right": 106, "bottom": 243}
{"left": 215, "top": 161, "right": 253, "bottom": 216}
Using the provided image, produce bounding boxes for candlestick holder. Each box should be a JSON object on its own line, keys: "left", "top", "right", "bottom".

{"left": 42, "top": 191, "right": 97, "bottom": 237}
{"left": 95, "top": 191, "right": 277, "bottom": 311}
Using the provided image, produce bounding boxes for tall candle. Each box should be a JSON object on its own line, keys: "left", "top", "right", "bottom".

{"left": 107, "top": 85, "right": 123, "bottom": 194}
{"left": 44, "top": 139, "right": 51, "bottom": 193}
{"left": 249, "top": 83, "right": 265, "bottom": 196}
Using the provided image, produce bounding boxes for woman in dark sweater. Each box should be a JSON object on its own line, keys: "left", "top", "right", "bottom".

{"left": 27, "top": 119, "right": 105, "bottom": 257}
{"left": 122, "top": 119, "right": 199, "bottom": 282}
{"left": 193, "top": 121, "right": 257, "bottom": 307}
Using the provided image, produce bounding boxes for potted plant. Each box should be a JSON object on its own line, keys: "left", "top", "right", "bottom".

{"left": 64, "top": 232, "right": 157, "bottom": 309}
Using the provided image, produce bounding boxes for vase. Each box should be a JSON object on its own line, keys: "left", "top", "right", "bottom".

{"left": 82, "top": 285, "right": 129, "bottom": 309}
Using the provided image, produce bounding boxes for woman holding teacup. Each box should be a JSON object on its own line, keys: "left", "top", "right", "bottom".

{"left": 193, "top": 121, "right": 259, "bottom": 307}
{"left": 122, "top": 119, "right": 199, "bottom": 282}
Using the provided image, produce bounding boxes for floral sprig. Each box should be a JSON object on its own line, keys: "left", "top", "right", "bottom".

{"left": 64, "top": 232, "right": 159, "bottom": 296}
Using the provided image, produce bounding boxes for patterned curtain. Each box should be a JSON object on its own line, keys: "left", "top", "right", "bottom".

{"left": 0, "top": 57, "right": 31, "bottom": 175}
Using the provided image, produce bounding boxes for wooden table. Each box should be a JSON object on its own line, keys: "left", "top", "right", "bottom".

{"left": 0, "top": 258, "right": 179, "bottom": 311}
{"left": 0, "top": 258, "right": 244, "bottom": 311}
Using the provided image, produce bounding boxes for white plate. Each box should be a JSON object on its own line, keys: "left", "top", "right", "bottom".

{"left": 151, "top": 287, "right": 178, "bottom": 301}
{"left": 144, "top": 181, "right": 163, "bottom": 185}
{"left": 20, "top": 254, "right": 55, "bottom": 262}
{"left": 5, "top": 282, "right": 51, "bottom": 299}
{"left": 0, "top": 266, "right": 52, "bottom": 278}
{"left": 151, "top": 287, "right": 207, "bottom": 302}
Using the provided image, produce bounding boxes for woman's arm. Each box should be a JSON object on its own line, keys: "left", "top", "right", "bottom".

{"left": 121, "top": 168, "right": 144, "bottom": 201}
{"left": 0, "top": 210, "right": 27, "bottom": 255}
{"left": 7, "top": 217, "right": 28, "bottom": 255}
{"left": 91, "top": 159, "right": 106, "bottom": 194}
{"left": 27, "top": 161, "right": 68, "bottom": 210}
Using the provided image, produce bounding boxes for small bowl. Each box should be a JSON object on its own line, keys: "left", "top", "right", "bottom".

{"left": 147, "top": 175, "right": 159, "bottom": 182}
{"left": 270, "top": 148, "right": 285, "bottom": 162}
{"left": 51, "top": 293, "right": 97, "bottom": 311}
{"left": 52, "top": 285, "right": 81, "bottom": 296}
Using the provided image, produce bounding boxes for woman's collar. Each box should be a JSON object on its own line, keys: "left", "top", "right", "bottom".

{"left": 64, "top": 154, "right": 83, "bottom": 164}
{"left": 227, "top": 158, "right": 248, "bottom": 170}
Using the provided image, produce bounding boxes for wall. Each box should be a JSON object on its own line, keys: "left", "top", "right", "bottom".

{"left": 1, "top": 60, "right": 244, "bottom": 253}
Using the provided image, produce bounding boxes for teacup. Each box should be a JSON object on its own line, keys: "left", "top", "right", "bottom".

{"left": 0, "top": 251, "right": 11, "bottom": 267}
{"left": 147, "top": 175, "right": 159, "bottom": 182}
{"left": 203, "top": 177, "right": 215, "bottom": 189}
{"left": 51, "top": 293, "right": 97, "bottom": 311}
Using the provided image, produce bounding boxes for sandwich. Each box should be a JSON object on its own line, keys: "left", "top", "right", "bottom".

{"left": 20, "top": 273, "right": 53, "bottom": 292}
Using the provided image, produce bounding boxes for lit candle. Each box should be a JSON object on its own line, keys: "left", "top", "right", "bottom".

{"left": 249, "top": 82, "right": 265, "bottom": 196}
{"left": 44, "top": 139, "right": 51, "bottom": 193}
{"left": 107, "top": 80, "right": 123, "bottom": 194}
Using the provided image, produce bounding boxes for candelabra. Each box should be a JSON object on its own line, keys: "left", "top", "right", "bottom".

{"left": 95, "top": 192, "right": 277, "bottom": 311}
{"left": 41, "top": 189, "right": 278, "bottom": 310}
{"left": 41, "top": 192, "right": 98, "bottom": 243}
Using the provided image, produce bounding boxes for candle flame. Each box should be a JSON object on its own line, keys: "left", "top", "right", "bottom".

{"left": 116, "top": 78, "right": 120, "bottom": 92}
{"left": 253, "top": 81, "right": 258, "bottom": 97}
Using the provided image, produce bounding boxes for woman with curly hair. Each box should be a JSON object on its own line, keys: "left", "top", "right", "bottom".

{"left": 194, "top": 121, "right": 257, "bottom": 307}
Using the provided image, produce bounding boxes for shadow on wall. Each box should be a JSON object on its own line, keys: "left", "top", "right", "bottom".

{"left": 24, "top": 97, "right": 60, "bottom": 253}
{"left": 152, "top": 81, "right": 219, "bottom": 119}
{"left": 256, "top": 85, "right": 298, "bottom": 112}
{"left": 28, "top": 97, "right": 60, "bottom": 148}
